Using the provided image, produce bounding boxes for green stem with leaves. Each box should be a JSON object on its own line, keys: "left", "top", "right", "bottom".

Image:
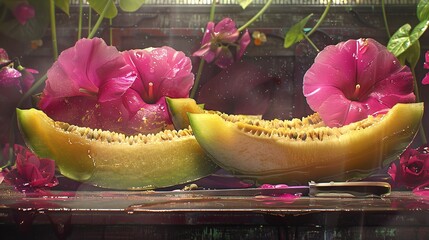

{"left": 49, "top": 0, "right": 58, "bottom": 60}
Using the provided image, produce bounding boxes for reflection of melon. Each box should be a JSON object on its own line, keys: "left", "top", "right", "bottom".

{"left": 17, "top": 108, "right": 217, "bottom": 190}
{"left": 189, "top": 103, "right": 423, "bottom": 184}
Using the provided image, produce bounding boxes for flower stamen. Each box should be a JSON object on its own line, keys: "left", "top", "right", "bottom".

{"left": 352, "top": 84, "right": 361, "bottom": 100}
{"left": 148, "top": 82, "right": 154, "bottom": 102}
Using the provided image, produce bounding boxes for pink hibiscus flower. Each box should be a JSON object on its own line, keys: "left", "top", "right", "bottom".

{"left": 303, "top": 38, "right": 415, "bottom": 127}
{"left": 193, "top": 18, "right": 251, "bottom": 69}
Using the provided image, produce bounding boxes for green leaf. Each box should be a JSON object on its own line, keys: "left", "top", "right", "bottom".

{"left": 387, "top": 24, "right": 412, "bottom": 57}
{"left": 55, "top": 0, "right": 69, "bottom": 15}
{"left": 398, "top": 41, "right": 421, "bottom": 69}
{"left": 417, "top": 0, "right": 429, "bottom": 21}
{"left": 87, "top": 0, "right": 117, "bottom": 19}
{"left": 283, "top": 14, "right": 313, "bottom": 48}
{"left": 410, "top": 19, "right": 429, "bottom": 43}
{"left": 119, "top": 0, "right": 146, "bottom": 12}
{"left": 238, "top": 0, "right": 253, "bottom": 9}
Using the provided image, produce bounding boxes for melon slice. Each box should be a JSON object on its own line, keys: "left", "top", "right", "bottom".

{"left": 16, "top": 108, "right": 218, "bottom": 190}
{"left": 189, "top": 103, "right": 424, "bottom": 184}
{"left": 166, "top": 97, "right": 205, "bottom": 130}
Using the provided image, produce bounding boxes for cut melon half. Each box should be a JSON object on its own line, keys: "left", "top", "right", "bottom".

{"left": 189, "top": 103, "right": 424, "bottom": 184}
{"left": 16, "top": 108, "right": 218, "bottom": 190}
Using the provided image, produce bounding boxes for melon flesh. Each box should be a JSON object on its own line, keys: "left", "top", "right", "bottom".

{"left": 17, "top": 108, "right": 218, "bottom": 190}
{"left": 189, "top": 103, "right": 424, "bottom": 184}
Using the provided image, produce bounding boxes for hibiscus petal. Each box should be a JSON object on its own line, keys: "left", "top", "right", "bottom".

{"left": 201, "top": 22, "right": 215, "bottom": 46}
{"left": 42, "top": 38, "right": 135, "bottom": 102}
{"left": 215, "top": 18, "right": 239, "bottom": 43}
{"left": 214, "top": 47, "right": 234, "bottom": 69}
{"left": 128, "top": 97, "right": 172, "bottom": 134}
{"left": 125, "top": 47, "right": 194, "bottom": 102}
{"left": 355, "top": 39, "right": 408, "bottom": 99}
{"left": 192, "top": 44, "right": 216, "bottom": 63}
{"left": 0, "top": 68, "right": 22, "bottom": 90}
{"left": 39, "top": 95, "right": 132, "bottom": 134}
{"left": 423, "top": 73, "right": 429, "bottom": 85}
{"left": 0, "top": 48, "right": 9, "bottom": 61}
{"left": 122, "top": 89, "right": 146, "bottom": 114}
{"left": 236, "top": 29, "right": 251, "bottom": 60}
{"left": 38, "top": 158, "right": 57, "bottom": 181}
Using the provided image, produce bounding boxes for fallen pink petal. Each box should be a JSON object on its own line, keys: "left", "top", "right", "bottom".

{"left": 303, "top": 38, "right": 415, "bottom": 127}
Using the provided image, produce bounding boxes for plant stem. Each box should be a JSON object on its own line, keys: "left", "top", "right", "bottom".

{"left": 190, "top": 60, "right": 205, "bottom": 99}
{"left": 88, "top": 6, "right": 92, "bottom": 34}
{"left": 78, "top": 0, "right": 83, "bottom": 39}
{"left": 190, "top": 0, "right": 217, "bottom": 99}
{"left": 49, "top": 0, "right": 58, "bottom": 60}
{"left": 381, "top": 0, "right": 391, "bottom": 38}
{"left": 209, "top": 0, "right": 216, "bottom": 21}
{"left": 109, "top": 18, "right": 113, "bottom": 45}
{"left": 17, "top": 73, "right": 47, "bottom": 107}
{"left": 306, "top": 0, "right": 331, "bottom": 37}
{"left": 238, "top": 0, "right": 273, "bottom": 32}
{"left": 303, "top": 33, "right": 319, "bottom": 52}
{"left": 88, "top": 0, "right": 113, "bottom": 39}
